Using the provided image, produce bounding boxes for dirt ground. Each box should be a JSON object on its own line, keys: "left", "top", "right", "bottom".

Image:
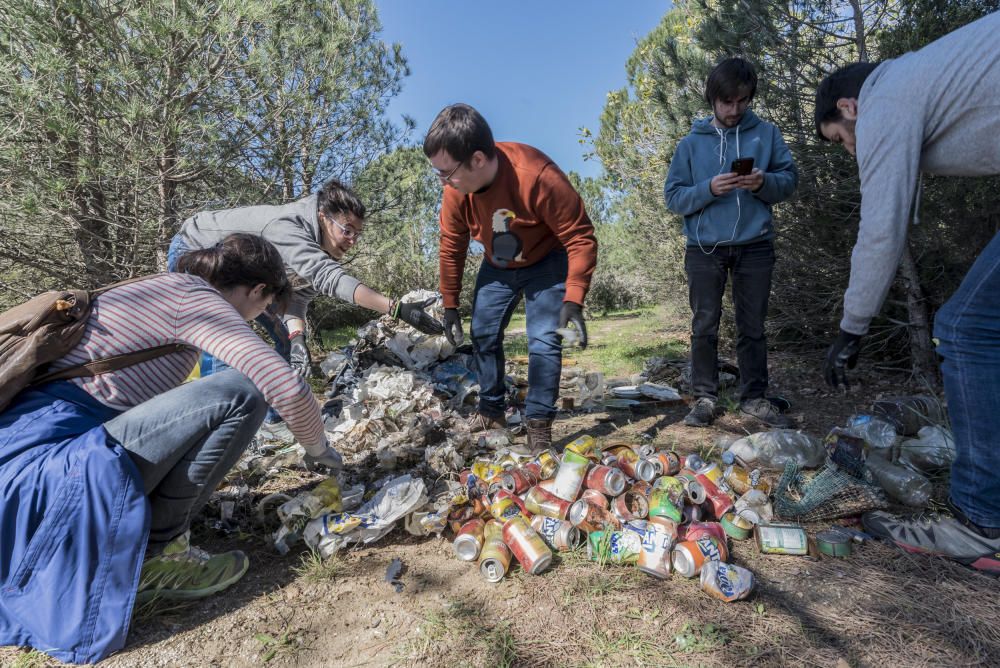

{"left": 4, "top": 326, "right": 999, "bottom": 668}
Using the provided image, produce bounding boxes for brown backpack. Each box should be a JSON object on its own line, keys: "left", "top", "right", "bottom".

{"left": 0, "top": 275, "right": 187, "bottom": 413}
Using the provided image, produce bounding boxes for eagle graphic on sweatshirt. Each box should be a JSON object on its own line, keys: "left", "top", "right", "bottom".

{"left": 490, "top": 208, "right": 524, "bottom": 267}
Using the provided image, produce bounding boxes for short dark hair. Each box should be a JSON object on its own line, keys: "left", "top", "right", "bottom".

{"left": 177, "top": 233, "right": 291, "bottom": 308}
{"left": 814, "top": 62, "right": 879, "bottom": 140}
{"left": 422, "top": 103, "right": 496, "bottom": 162}
{"left": 316, "top": 178, "right": 365, "bottom": 221}
{"left": 705, "top": 57, "right": 758, "bottom": 105}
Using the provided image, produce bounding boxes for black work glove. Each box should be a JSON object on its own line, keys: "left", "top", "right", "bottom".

{"left": 558, "top": 302, "right": 588, "bottom": 350}
{"left": 443, "top": 308, "right": 464, "bottom": 346}
{"left": 289, "top": 333, "right": 312, "bottom": 378}
{"left": 392, "top": 297, "right": 445, "bottom": 336}
{"left": 823, "top": 329, "right": 863, "bottom": 389}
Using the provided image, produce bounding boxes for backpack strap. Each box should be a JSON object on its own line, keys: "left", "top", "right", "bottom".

{"left": 31, "top": 343, "right": 191, "bottom": 386}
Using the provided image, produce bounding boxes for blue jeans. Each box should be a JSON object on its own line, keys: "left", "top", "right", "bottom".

{"left": 471, "top": 250, "right": 567, "bottom": 421}
{"left": 167, "top": 234, "right": 290, "bottom": 422}
{"left": 104, "top": 369, "right": 266, "bottom": 552}
{"left": 685, "top": 240, "right": 774, "bottom": 402}
{"left": 934, "top": 230, "right": 1000, "bottom": 529}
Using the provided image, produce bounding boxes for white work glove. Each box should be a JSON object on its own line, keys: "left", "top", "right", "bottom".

{"left": 304, "top": 444, "right": 343, "bottom": 473}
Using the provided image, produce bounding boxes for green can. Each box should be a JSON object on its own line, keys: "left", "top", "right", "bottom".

{"left": 648, "top": 488, "right": 682, "bottom": 523}
{"left": 816, "top": 530, "right": 852, "bottom": 557}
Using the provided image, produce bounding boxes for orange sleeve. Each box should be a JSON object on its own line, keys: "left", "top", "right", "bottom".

{"left": 533, "top": 164, "right": 598, "bottom": 305}
{"left": 438, "top": 191, "right": 470, "bottom": 309}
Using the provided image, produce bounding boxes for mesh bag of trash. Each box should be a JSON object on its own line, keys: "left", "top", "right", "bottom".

{"left": 773, "top": 461, "right": 890, "bottom": 522}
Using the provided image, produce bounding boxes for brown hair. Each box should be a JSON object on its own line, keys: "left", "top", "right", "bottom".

{"left": 176, "top": 233, "right": 291, "bottom": 308}
{"left": 705, "top": 57, "right": 758, "bottom": 105}
{"left": 316, "top": 178, "right": 366, "bottom": 221}
{"left": 422, "top": 103, "right": 496, "bottom": 162}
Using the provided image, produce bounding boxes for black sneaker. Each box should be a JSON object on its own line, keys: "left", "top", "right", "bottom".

{"left": 740, "top": 397, "right": 794, "bottom": 428}
{"left": 863, "top": 510, "right": 1000, "bottom": 574}
{"left": 684, "top": 398, "right": 719, "bottom": 428}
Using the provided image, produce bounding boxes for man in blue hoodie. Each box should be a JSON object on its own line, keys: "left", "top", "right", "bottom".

{"left": 664, "top": 57, "right": 798, "bottom": 428}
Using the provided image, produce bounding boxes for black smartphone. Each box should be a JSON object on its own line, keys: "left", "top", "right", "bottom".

{"left": 731, "top": 157, "right": 754, "bottom": 176}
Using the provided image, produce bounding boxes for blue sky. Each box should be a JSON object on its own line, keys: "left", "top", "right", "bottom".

{"left": 376, "top": 1, "right": 669, "bottom": 179}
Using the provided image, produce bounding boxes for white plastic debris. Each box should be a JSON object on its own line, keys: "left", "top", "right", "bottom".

{"left": 304, "top": 474, "right": 429, "bottom": 558}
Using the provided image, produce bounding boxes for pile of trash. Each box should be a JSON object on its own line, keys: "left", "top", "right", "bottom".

{"left": 440, "top": 434, "right": 760, "bottom": 601}
{"left": 224, "top": 289, "right": 955, "bottom": 595}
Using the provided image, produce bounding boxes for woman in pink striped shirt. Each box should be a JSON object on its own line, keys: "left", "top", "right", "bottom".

{"left": 0, "top": 234, "right": 340, "bottom": 663}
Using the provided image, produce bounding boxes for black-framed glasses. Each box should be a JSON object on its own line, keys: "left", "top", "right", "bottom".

{"left": 434, "top": 159, "right": 465, "bottom": 182}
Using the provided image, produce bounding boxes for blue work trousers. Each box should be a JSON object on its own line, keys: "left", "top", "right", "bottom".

{"left": 471, "top": 250, "right": 567, "bottom": 421}
{"left": 934, "top": 230, "right": 1000, "bottom": 528}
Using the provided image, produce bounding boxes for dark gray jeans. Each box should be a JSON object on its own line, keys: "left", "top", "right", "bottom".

{"left": 684, "top": 239, "right": 775, "bottom": 402}
{"left": 103, "top": 370, "right": 266, "bottom": 553}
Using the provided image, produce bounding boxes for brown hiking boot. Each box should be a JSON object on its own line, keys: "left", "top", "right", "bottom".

{"left": 525, "top": 418, "right": 553, "bottom": 455}
{"left": 468, "top": 412, "right": 506, "bottom": 433}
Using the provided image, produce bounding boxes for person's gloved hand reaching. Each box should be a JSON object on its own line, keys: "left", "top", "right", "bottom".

{"left": 391, "top": 297, "right": 445, "bottom": 336}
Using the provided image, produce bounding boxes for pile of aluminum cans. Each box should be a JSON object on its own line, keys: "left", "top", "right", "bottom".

{"left": 447, "top": 435, "right": 761, "bottom": 602}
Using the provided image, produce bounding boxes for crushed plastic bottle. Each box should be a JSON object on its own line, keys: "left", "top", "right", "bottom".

{"left": 725, "top": 430, "right": 825, "bottom": 470}
{"left": 898, "top": 425, "right": 955, "bottom": 472}
{"left": 871, "top": 395, "right": 945, "bottom": 437}
{"left": 865, "top": 451, "right": 932, "bottom": 507}
{"left": 846, "top": 414, "right": 898, "bottom": 450}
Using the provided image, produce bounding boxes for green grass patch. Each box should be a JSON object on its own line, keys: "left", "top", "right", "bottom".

{"left": 9, "top": 650, "right": 51, "bottom": 668}
{"left": 316, "top": 322, "right": 361, "bottom": 350}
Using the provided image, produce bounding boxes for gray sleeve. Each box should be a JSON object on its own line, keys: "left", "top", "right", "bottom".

{"left": 840, "top": 100, "right": 924, "bottom": 335}
{"left": 262, "top": 217, "right": 360, "bottom": 306}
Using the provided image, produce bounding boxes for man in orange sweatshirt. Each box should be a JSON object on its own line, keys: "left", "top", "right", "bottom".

{"left": 423, "top": 104, "right": 597, "bottom": 453}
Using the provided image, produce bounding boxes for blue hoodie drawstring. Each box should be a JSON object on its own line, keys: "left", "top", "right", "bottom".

{"left": 695, "top": 124, "right": 743, "bottom": 255}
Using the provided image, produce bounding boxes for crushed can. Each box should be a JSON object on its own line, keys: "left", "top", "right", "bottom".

{"left": 490, "top": 495, "right": 522, "bottom": 522}
{"left": 494, "top": 488, "right": 531, "bottom": 518}
{"left": 681, "top": 521, "right": 727, "bottom": 545}
{"left": 583, "top": 465, "right": 627, "bottom": 496}
{"left": 652, "top": 450, "right": 682, "bottom": 476}
{"left": 523, "top": 485, "right": 572, "bottom": 519}
{"left": 695, "top": 472, "right": 734, "bottom": 520}
{"left": 479, "top": 520, "right": 512, "bottom": 583}
{"left": 672, "top": 536, "right": 727, "bottom": 578}
{"left": 530, "top": 515, "right": 582, "bottom": 551}
{"left": 453, "top": 518, "right": 486, "bottom": 562}
{"left": 502, "top": 516, "right": 553, "bottom": 575}
{"left": 607, "top": 445, "right": 657, "bottom": 481}
{"left": 569, "top": 498, "right": 621, "bottom": 533}
{"left": 612, "top": 490, "right": 650, "bottom": 522}
{"left": 720, "top": 511, "right": 753, "bottom": 540}
{"left": 551, "top": 449, "right": 590, "bottom": 501}
{"left": 648, "top": 487, "right": 683, "bottom": 523}
{"left": 652, "top": 476, "right": 687, "bottom": 508}
{"left": 449, "top": 505, "right": 480, "bottom": 533}
{"left": 648, "top": 515, "right": 679, "bottom": 540}
{"left": 534, "top": 449, "right": 559, "bottom": 479}
{"left": 682, "top": 504, "right": 703, "bottom": 524}
{"left": 564, "top": 435, "right": 597, "bottom": 459}
{"left": 629, "top": 480, "right": 653, "bottom": 499}
{"left": 676, "top": 471, "right": 707, "bottom": 504}
{"left": 587, "top": 530, "right": 641, "bottom": 565}
{"left": 637, "top": 524, "right": 674, "bottom": 579}
{"left": 701, "top": 561, "right": 754, "bottom": 601}
{"left": 754, "top": 523, "right": 808, "bottom": 555}
{"left": 580, "top": 488, "right": 609, "bottom": 508}
{"left": 501, "top": 463, "right": 540, "bottom": 495}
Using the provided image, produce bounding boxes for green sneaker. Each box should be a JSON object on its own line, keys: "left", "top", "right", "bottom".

{"left": 136, "top": 531, "right": 249, "bottom": 604}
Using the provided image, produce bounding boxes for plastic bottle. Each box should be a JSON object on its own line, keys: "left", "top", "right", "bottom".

{"left": 846, "top": 414, "right": 898, "bottom": 450}
{"left": 865, "top": 452, "right": 932, "bottom": 507}
{"left": 898, "top": 425, "right": 955, "bottom": 472}
{"left": 725, "top": 430, "right": 825, "bottom": 470}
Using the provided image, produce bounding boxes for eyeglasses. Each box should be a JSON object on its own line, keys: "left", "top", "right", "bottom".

{"left": 434, "top": 159, "right": 465, "bottom": 182}
{"left": 330, "top": 217, "right": 362, "bottom": 240}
